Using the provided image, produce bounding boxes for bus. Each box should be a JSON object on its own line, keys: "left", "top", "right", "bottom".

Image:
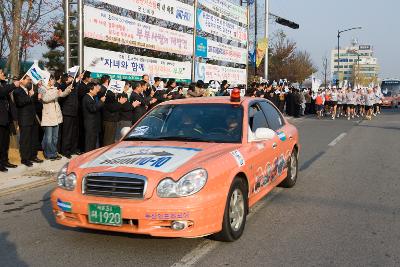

{"left": 381, "top": 79, "right": 400, "bottom": 108}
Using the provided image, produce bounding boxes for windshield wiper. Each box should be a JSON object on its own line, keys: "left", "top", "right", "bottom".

{"left": 157, "top": 136, "right": 210, "bottom": 142}
{"left": 123, "top": 136, "right": 168, "bottom": 141}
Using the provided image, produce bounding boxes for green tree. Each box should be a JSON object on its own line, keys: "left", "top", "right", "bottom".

{"left": 43, "top": 22, "right": 64, "bottom": 72}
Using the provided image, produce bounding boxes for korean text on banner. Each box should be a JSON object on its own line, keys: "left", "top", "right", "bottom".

{"left": 84, "top": 47, "right": 192, "bottom": 81}
{"left": 198, "top": 0, "right": 248, "bottom": 25}
{"left": 100, "top": 0, "right": 194, "bottom": 27}
{"left": 25, "top": 63, "right": 51, "bottom": 85}
{"left": 195, "top": 36, "right": 247, "bottom": 64}
{"left": 108, "top": 79, "right": 125, "bottom": 94}
{"left": 84, "top": 6, "right": 193, "bottom": 56}
{"left": 196, "top": 63, "right": 247, "bottom": 85}
{"left": 196, "top": 9, "right": 247, "bottom": 45}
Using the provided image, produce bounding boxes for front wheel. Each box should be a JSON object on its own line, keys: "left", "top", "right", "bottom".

{"left": 279, "top": 149, "right": 298, "bottom": 188}
{"left": 212, "top": 177, "right": 248, "bottom": 242}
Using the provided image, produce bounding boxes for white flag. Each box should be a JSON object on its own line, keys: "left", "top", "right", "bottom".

{"left": 67, "top": 66, "right": 80, "bottom": 79}
{"left": 108, "top": 79, "right": 125, "bottom": 94}
{"left": 25, "top": 63, "right": 51, "bottom": 85}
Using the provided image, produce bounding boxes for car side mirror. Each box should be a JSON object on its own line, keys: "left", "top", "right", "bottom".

{"left": 255, "top": 128, "right": 276, "bottom": 140}
{"left": 120, "top": 127, "right": 131, "bottom": 138}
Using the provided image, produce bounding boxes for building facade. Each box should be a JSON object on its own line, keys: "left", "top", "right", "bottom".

{"left": 331, "top": 40, "right": 380, "bottom": 86}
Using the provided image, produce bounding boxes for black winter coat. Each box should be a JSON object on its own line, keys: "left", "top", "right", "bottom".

{"left": 82, "top": 94, "right": 104, "bottom": 133}
{"left": 13, "top": 86, "right": 37, "bottom": 127}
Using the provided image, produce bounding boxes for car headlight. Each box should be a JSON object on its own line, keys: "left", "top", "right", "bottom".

{"left": 57, "top": 164, "right": 77, "bottom": 191}
{"left": 157, "top": 169, "right": 208, "bottom": 198}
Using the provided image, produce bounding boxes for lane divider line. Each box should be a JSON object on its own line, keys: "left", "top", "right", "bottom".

{"left": 328, "top": 133, "right": 347, "bottom": 147}
{"left": 171, "top": 188, "right": 284, "bottom": 267}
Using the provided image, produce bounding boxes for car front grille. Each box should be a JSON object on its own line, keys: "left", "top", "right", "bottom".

{"left": 83, "top": 172, "right": 146, "bottom": 199}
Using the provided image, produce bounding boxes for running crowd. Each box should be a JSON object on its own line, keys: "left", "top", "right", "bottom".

{"left": 0, "top": 66, "right": 384, "bottom": 173}
{"left": 245, "top": 81, "right": 385, "bottom": 120}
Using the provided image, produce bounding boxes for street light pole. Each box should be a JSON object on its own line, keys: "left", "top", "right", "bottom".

{"left": 336, "top": 27, "right": 362, "bottom": 86}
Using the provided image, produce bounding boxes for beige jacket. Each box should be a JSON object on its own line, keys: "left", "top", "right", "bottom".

{"left": 41, "top": 86, "right": 71, "bottom": 127}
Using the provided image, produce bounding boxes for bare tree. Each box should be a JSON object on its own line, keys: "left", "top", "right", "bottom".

{"left": 268, "top": 30, "right": 317, "bottom": 82}
{"left": 321, "top": 55, "right": 330, "bottom": 88}
{"left": 0, "top": 0, "right": 61, "bottom": 77}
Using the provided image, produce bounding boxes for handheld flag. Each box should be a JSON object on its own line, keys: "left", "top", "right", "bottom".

{"left": 108, "top": 79, "right": 125, "bottom": 94}
{"left": 67, "top": 66, "right": 80, "bottom": 79}
{"left": 25, "top": 63, "right": 51, "bottom": 85}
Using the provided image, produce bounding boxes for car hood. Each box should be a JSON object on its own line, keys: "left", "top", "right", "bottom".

{"left": 69, "top": 141, "right": 241, "bottom": 195}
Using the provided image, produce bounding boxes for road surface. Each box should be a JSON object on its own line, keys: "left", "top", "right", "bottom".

{"left": 1, "top": 110, "right": 399, "bottom": 267}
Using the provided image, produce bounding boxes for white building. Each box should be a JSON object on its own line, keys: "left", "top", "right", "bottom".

{"left": 331, "top": 40, "right": 380, "bottom": 85}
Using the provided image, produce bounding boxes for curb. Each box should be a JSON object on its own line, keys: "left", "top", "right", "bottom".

{"left": 0, "top": 177, "right": 55, "bottom": 198}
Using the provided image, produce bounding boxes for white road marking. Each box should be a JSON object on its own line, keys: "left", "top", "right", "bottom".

{"left": 171, "top": 188, "right": 284, "bottom": 267}
{"left": 328, "top": 133, "right": 347, "bottom": 147}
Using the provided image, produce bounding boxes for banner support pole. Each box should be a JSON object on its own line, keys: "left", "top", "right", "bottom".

{"left": 78, "top": 0, "right": 84, "bottom": 72}
{"left": 191, "top": 0, "right": 198, "bottom": 82}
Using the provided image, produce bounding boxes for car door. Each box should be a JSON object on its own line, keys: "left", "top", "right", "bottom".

{"left": 259, "top": 100, "right": 292, "bottom": 181}
{"left": 246, "top": 102, "right": 280, "bottom": 200}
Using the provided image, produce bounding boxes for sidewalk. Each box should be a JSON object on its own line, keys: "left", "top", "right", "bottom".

{"left": 0, "top": 151, "right": 74, "bottom": 197}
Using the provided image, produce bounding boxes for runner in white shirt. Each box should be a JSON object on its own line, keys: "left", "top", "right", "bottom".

{"left": 345, "top": 88, "right": 356, "bottom": 120}
{"left": 365, "top": 88, "right": 375, "bottom": 120}
{"left": 330, "top": 88, "right": 338, "bottom": 120}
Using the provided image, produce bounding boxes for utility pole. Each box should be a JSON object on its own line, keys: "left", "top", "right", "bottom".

{"left": 336, "top": 27, "right": 362, "bottom": 86}
{"left": 264, "top": 0, "right": 269, "bottom": 80}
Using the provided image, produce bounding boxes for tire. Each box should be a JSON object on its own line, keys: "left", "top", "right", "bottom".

{"left": 279, "top": 149, "right": 298, "bottom": 188}
{"left": 212, "top": 177, "right": 248, "bottom": 242}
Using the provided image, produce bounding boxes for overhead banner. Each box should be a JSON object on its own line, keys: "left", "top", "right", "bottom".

{"left": 256, "top": 38, "right": 268, "bottom": 67}
{"left": 84, "top": 5, "right": 193, "bottom": 56}
{"left": 196, "top": 9, "right": 247, "bottom": 45}
{"left": 195, "top": 36, "right": 247, "bottom": 64}
{"left": 196, "top": 63, "right": 247, "bottom": 85}
{"left": 100, "top": 0, "right": 194, "bottom": 28}
{"left": 198, "top": 0, "right": 247, "bottom": 25}
{"left": 84, "top": 47, "right": 191, "bottom": 82}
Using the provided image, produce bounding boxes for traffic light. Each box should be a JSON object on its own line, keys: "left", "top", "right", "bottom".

{"left": 275, "top": 17, "right": 299, "bottom": 29}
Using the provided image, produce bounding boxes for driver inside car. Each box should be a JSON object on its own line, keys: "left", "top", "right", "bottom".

{"left": 176, "top": 113, "right": 204, "bottom": 136}
{"left": 226, "top": 116, "right": 241, "bottom": 138}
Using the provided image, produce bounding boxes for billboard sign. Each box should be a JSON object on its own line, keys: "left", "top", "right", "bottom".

{"left": 84, "top": 47, "right": 191, "bottom": 82}
{"left": 84, "top": 6, "right": 193, "bottom": 56}
{"left": 195, "top": 36, "right": 247, "bottom": 64}
{"left": 100, "top": 0, "right": 194, "bottom": 27}
{"left": 196, "top": 9, "right": 247, "bottom": 45}
{"left": 197, "top": 0, "right": 247, "bottom": 25}
{"left": 196, "top": 63, "right": 247, "bottom": 84}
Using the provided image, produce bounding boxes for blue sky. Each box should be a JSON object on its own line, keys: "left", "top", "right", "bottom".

{"left": 269, "top": 0, "right": 400, "bottom": 79}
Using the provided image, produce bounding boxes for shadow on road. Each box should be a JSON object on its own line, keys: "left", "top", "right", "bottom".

{"left": 356, "top": 124, "right": 400, "bottom": 131}
{"left": 0, "top": 232, "right": 29, "bottom": 267}
{"left": 300, "top": 151, "right": 325, "bottom": 172}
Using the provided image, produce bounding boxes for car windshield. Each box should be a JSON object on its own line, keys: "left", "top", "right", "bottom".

{"left": 124, "top": 104, "right": 243, "bottom": 143}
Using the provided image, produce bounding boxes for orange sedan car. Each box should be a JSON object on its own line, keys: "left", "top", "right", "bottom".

{"left": 51, "top": 90, "right": 300, "bottom": 241}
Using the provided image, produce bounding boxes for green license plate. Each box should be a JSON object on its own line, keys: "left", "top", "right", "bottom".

{"left": 88, "top": 204, "right": 122, "bottom": 226}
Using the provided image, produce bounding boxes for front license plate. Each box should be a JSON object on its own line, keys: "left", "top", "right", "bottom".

{"left": 88, "top": 204, "right": 122, "bottom": 226}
